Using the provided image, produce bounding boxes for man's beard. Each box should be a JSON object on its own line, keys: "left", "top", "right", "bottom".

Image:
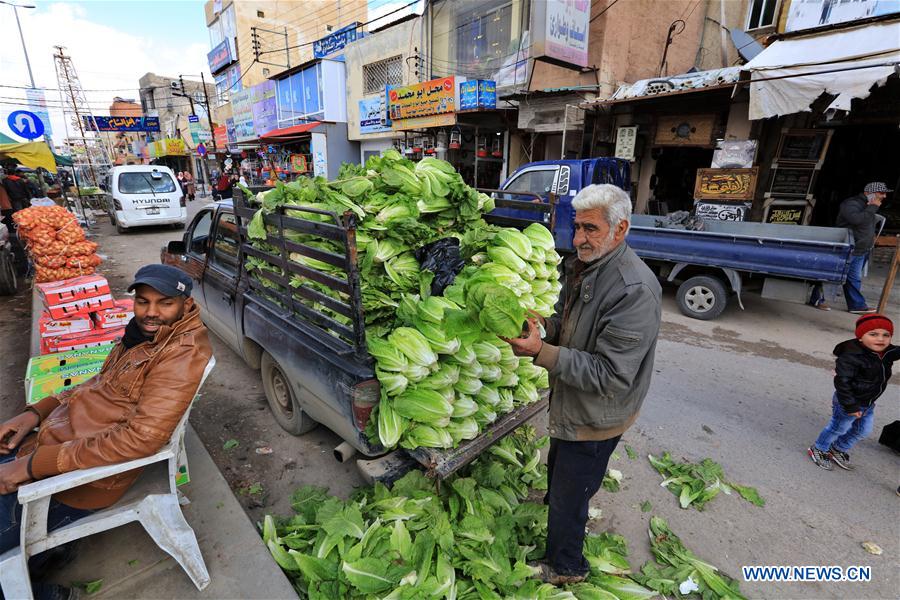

{"left": 576, "top": 229, "right": 617, "bottom": 263}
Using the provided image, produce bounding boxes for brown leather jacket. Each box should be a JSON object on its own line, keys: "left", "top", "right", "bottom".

{"left": 18, "top": 304, "right": 212, "bottom": 509}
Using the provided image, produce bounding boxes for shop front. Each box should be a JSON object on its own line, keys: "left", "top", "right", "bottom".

{"left": 149, "top": 138, "right": 190, "bottom": 173}
{"left": 387, "top": 76, "right": 513, "bottom": 189}
{"left": 743, "top": 20, "right": 900, "bottom": 231}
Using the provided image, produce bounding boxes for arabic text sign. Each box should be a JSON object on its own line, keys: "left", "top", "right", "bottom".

{"left": 82, "top": 116, "right": 160, "bottom": 132}
{"left": 313, "top": 23, "right": 360, "bottom": 58}
{"left": 359, "top": 97, "right": 391, "bottom": 134}
{"left": 459, "top": 80, "right": 497, "bottom": 111}
{"left": 693, "top": 168, "right": 759, "bottom": 202}
{"left": 695, "top": 201, "right": 751, "bottom": 222}
{"left": 208, "top": 39, "right": 233, "bottom": 74}
{"left": 231, "top": 89, "right": 255, "bottom": 142}
{"left": 25, "top": 88, "right": 53, "bottom": 137}
{"left": 387, "top": 76, "right": 456, "bottom": 121}
{"left": 251, "top": 80, "right": 278, "bottom": 137}
{"left": 534, "top": 0, "right": 591, "bottom": 67}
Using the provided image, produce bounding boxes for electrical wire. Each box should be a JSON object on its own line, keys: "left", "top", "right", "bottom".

{"left": 590, "top": 0, "right": 624, "bottom": 23}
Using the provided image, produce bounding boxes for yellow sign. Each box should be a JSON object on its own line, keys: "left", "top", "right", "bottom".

{"left": 152, "top": 138, "right": 187, "bottom": 157}
{"left": 388, "top": 76, "right": 456, "bottom": 122}
{"left": 693, "top": 168, "right": 759, "bottom": 202}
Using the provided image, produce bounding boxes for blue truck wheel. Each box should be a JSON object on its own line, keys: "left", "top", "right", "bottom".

{"left": 676, "top": 275, "right": 728, "bottom": 320}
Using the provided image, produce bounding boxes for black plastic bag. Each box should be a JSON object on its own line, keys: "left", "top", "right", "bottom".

{"left": 415, "top": 237, "right": 464, "bottom": 296}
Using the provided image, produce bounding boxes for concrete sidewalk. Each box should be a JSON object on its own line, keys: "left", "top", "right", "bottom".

{"left": 48, "top": 424, "right": 297, "bottom": 599}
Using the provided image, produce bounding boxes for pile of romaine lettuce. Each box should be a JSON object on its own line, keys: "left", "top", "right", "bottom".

{"left": 263, "top": 426, "right": 663, "bottom": 600}
{"left": 243, "top": 150, "right": 562, "bottom": 450}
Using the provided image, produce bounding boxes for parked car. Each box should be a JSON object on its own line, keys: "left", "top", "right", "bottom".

{"left": 105, "top": 165, "right": 186, "bottom": 234}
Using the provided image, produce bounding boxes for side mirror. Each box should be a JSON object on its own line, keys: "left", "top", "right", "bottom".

{"left": 167, "top": 240, "right": 186, "bottom": 254}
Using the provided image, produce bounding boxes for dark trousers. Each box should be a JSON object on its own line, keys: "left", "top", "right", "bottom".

{"left": 545, "top": 435, "right": 621, "bottom": 575}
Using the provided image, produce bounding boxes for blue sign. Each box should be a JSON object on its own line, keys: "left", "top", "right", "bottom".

{"left": 207, "top": 40, "right": 234, "bottom": 74}
{"left": 82, "top": 116, "right": 161, "bottom": 132}
{"left": 458, "top": 80, "right": 497, "bottom": 111}
{"left": 7, "top": 110, "right": 44, "bottom": 140}
{"left": 359, "top": 97, "right": 391, "bottom": 134}
{"left": 188, "top": 114, "right": 199, "bottom": 123}
{"left": 197, "top": 143, "right": 207, "bottom": 157}
{"left": 313, "top": 23, "right": 361, "bottom": 58}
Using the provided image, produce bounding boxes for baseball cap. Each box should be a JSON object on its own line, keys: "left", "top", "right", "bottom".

{"left": 127, "top": 264, "right": 193, "bottom": 297}
{"left": 863, "top": 182, "right": 892, "bottom": 194}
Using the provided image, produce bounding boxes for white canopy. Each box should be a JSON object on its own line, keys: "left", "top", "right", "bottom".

{"left": 742, "top": 21, "right": 900, "bottom": 120}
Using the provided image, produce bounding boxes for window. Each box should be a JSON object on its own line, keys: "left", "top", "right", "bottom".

{"left": 746, "top": 0, "right": 778, "bottom": 30}
{"left": 455, "top": 0, "right": 513, "bottom": 76}
{"left": 117, "top": 171, "right": 176, "bottom": 194}
{"left": 257, "top": 10, "right": 265, "bottom": 18}
{"left": 363, "top": 56, "right": 403, "bottom": 95}
{"left": 211, "top": 212, "right": 240, "bottom": 273}
{"left": 188, "top": 210, "right": 213, "bottom": 256}
{"left": 504, "top": 169, "right": 558, "bottom": 195}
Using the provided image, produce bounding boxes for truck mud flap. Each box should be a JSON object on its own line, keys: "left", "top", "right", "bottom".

{"left": 403, "top": 393, "right": 549, "bottom": 480}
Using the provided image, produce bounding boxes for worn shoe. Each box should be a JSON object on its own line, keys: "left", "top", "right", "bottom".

{"left": 808, "top": 446, "right": 833, "bottom": 470}
{"left": 849, "top": 307, "right": 876, "bottom": 314}
{"left": 829, "top": 447, "right": 854, "bottom": 470}
{"left": 31, "top": 583, "right": 80, "bottom": 600}
{"left": 531, "top": 561, "right": 587, "bottom": 585}
{"left": 896, "top": 485, "right": 900, "bottom": 497}
{"left": 813, "top": 302, "right": 832, "bottom": 311}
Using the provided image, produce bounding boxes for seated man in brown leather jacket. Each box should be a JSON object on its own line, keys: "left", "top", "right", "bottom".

{"left": 0, "top": 264, "right": 212, "bottom": 594}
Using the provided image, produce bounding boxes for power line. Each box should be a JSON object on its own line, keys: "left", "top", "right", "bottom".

{"left": 590, "top": 0, "right": 624, "bottom": 23}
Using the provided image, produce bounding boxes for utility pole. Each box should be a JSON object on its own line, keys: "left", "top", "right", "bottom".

{"left": 1, "top": 1, "right": 36, "bottom": 87}
{"left": 178, "top": 75, "right": 196, "bottom": 115}
{"left": 199, "top": 72, "right": 217, "bottom": 155}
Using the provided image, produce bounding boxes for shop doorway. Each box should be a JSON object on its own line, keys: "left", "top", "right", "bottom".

{"left": 811, "top": 124, "right": 900, "bottom": 231}
{"left": 649, "top": 147, "right": 714, "bottom": 214}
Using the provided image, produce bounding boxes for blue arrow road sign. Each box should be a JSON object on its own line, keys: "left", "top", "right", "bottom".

{"left": 7, "top": 110, "right": 45, "bottom": 140}
{"left": 197, "top": 143, "right": 207, "bottom": 156}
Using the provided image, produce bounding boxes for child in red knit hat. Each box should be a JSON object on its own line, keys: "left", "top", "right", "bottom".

{"left": 809, "top": 314, "right": 898, "bottom": 471}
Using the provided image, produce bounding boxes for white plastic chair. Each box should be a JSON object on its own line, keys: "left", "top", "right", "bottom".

{"left": 0, "top": 356, "right": 216, "bottom": 599}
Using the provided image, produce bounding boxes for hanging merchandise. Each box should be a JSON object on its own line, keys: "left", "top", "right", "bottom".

{"left": 476, "top": 136, "right": 488, "bottom": 158}
{"left": 449, "top": 127, "right": 461, "bottom": 150}
{"left": 424, "top": 135, "right": 436, "bottom": 156}
{"left": 491, "top": 135, "right": 503, "bottom": 158}
{"left": 436, "top": 130, "right": 448, "bottom": 153}
{"left": 412, "top": 136, "right": 423, "bottom": 153}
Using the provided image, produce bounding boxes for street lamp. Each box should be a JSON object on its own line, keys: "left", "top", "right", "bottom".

{"left": 0, "top": 1, "right": 37, "bottom": 88}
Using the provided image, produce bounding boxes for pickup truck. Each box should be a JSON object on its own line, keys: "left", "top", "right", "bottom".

{"left": 161, "top": 189, "right": 550, "bottom": 481}
{"left": 627, "top": 215, "right": 853, "bottom": 320}
{"left": 488, "top": 158, "right": 631, "bottom": 251}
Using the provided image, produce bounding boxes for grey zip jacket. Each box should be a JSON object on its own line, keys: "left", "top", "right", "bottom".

{"left": 535, "top": 242, "right": 661, "bottom": 441}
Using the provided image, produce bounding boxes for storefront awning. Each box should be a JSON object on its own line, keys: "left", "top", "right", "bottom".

{"left": 742, "top": 21, "right": 900, "bottom": 120}
{"left": 259, "top": 122, "right": 321, "bottom": 142}
{"left": 0, "top": 141, "right": 57, "bottom": 173}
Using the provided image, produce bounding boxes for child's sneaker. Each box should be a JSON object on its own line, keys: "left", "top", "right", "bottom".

{"left": 808, "top": 446, "right": 833, "bottom": 470}
{"left": 829, "top": 447, "right": 854, "bottom": 470}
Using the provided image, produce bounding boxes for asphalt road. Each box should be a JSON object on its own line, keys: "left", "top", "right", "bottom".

{"left": 2, "top": 201, "right": 897, "bottom": 599}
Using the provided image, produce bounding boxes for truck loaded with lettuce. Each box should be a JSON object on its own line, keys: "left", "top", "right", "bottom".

{"left": 162, "top": 150, "right": 562, "bottom": 478}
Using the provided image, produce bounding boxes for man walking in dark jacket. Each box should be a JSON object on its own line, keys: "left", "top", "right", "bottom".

{"left": 836, "top": 182, "right": 889, "bottom": 313}
{"left": 506, "top": 184, "right": 661, "bottom": 584}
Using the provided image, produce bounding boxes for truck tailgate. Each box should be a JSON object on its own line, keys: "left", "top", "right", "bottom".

{"left": 404, "top": 392, "right": 549, "bottom": 479}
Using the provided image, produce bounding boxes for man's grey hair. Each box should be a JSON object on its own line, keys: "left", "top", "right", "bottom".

{"left": 571, "top": 184, "right": 632, "bottom": 229}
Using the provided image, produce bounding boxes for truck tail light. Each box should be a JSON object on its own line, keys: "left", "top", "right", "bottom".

{"left": 350, "top": 379, "right": 380, "bottom": 430}
{"left": 179, "top": 195, "right": 186, "bottom": 207}
{"left": 113, "top": 198, "right": 122, "bottom": 210}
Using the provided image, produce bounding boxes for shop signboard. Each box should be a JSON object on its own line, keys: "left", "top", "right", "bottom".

{"left": 231, "top": 88, "right": 255, "bottom": 141}
{"left": 775, "top": 129, "right": 832, "bottom": 165}
{"left": 531, "top": 0, "right": 591, "bottom": 68}
{"left": 82, "top": 116, "right": 160, "bottom": 132}
{"left": 786, "top": 0, "right": 899, "bottom": 32}
{"left": 614, "top": 126, "right": 638, "bottom": 161}
{"left": 693, "top": 167, "right": 759, "bottom": 202}
{"left": 313, "top": 23, "right": 361, "bottom": 58}
{"left": 769, "top": 167, "right": 816, "bottom": 197}
{"left": 251, "top": 80, "right": 278, "bottom": 137}
{"left": 290, "top": 154, "right": 308, "bottom": 172}
{"left": 359, "top": 97, "right": 391, "bottom": 134}
{"left": 207, "top": 39, "right": 233, "bottom": 74}
{"left": 764, "top": 199, "right": 811, "bottom": 225}
{"left": 153, "top": 138, "right": 187, "bottom": 157}
{"left": 459, "top": 80, "right": 497, "bottom": 111}
{"left": 214, "top": 125, "right": 228, "bottom": 149}
{"left": 388, "top": 76, "right": 456, "bottom": 130}
{"left": 225, "top": 118, "right": 237, "bottom": 145}
{"left": 695, "top": 201, "right": 751, "bottom": 222}
{"left": 25, "top": 88, "right": 53, "bottom": 138}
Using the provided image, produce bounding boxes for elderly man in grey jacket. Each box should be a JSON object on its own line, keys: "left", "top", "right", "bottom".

{"left": 507, "top": 184, "right": 662, "bottom": 585}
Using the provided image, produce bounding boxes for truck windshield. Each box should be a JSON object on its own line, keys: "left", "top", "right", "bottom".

{"left": 118, "top": 172, "right": 176, "bottom": 194}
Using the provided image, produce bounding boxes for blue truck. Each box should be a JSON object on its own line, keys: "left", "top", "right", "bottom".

{"left": 487, "top": 158, "right": 853, "bottom": 320}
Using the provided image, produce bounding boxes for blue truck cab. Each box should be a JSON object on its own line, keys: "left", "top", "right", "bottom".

{"left": 490, "top": 158, "right": 631, "bottom": 250}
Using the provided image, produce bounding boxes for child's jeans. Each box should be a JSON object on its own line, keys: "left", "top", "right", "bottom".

{"left": 814, "top": 395, "right": 875, "bottom": 453}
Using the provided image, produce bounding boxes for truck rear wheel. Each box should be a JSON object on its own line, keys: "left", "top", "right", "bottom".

{"left": 677, "top": 275, "right": 728, "bottom": 320}
{"left": 260, "top": 352, "right": 317, "bottom": 435}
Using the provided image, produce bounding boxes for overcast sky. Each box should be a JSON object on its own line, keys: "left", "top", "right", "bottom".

{"left": 0, "top": 0, "right": 212, "bottom": 144}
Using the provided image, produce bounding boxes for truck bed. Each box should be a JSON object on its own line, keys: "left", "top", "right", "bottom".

{"left": 627, "top": 215, "right": 852, "bottom": 283}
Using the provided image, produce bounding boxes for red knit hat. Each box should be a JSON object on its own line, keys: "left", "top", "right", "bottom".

{"left": 855, "top": 313, "right": 894, "bottom": 338}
